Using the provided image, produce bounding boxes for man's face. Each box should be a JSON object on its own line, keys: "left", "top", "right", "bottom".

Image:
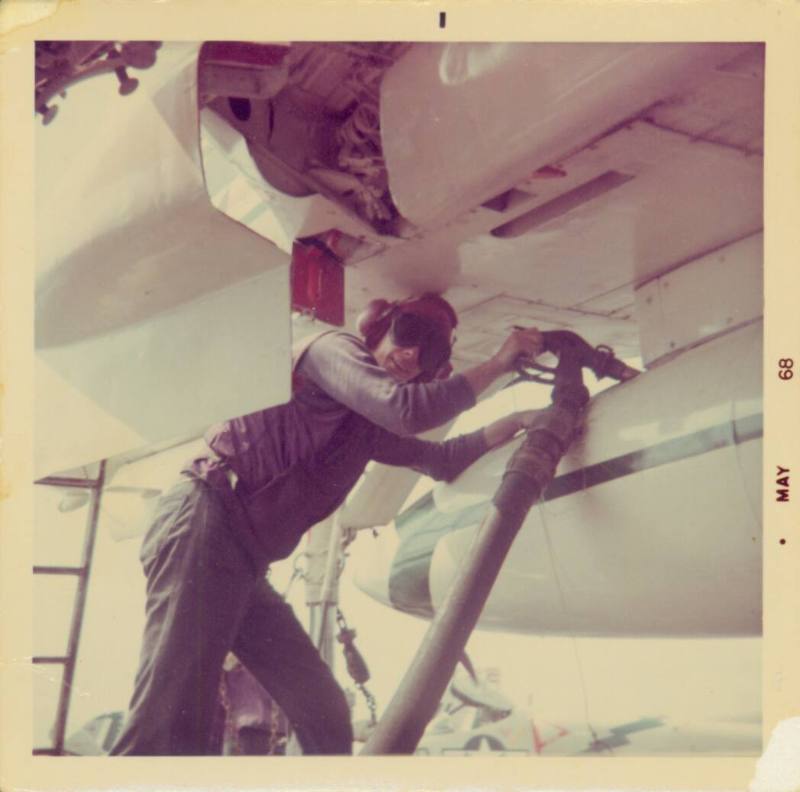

{"left": 370, "top": 308, "right": 454, "bottom": 382}
{"left": 373, "top": 333, "right": 423, "bottom": 383}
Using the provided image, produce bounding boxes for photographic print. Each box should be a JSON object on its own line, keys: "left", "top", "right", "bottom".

{"left": 1, "top": 3, "right": 798, "bottom": 791}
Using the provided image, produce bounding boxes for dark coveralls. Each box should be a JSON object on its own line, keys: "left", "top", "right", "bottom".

{"left": 110, "top": 332, "right": 488, "bottom": 755}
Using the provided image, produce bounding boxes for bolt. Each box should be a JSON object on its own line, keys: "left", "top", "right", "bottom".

{"left": 115, "top": 66, "right": 139, "bottom": 96}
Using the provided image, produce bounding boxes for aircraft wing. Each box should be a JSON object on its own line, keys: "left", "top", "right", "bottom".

{"left": 35, "top": 41, "right": 763, "bottom": 483}
{"left": 200, "top": 41, "right": 762, "bottom": 367}
{"left": 35, "top": 43, "right": 292, "bottom": 477}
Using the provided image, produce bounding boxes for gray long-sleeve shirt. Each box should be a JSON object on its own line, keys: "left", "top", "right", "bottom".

{"left": 192, "top": 331, "right": 487, "bottom": 563}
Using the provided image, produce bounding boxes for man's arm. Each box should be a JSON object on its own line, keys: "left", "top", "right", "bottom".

{"left": 480, "top": 409, "right": 544, "bottom": 450}
{"left": 371, "top": 410, "right": 544, "bottom": 482}
{"left": 298, "top": 329, "right": 544, "bottom": 436}
{"left": 371, "top": 429, "right": 487, "bottom": 482}
{"left": 298, "top": 333, "right": 477, "bottom": 435}
{"left": 461, "top": 328, "right": 543, "bottom": 399}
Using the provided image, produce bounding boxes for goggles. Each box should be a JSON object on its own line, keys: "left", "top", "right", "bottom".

{"left": 389, "top": 311, "right": 453, "bottom": 375}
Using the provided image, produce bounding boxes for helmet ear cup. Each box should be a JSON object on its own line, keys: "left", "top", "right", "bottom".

{"left": 357, "top": 299, "right": 396, "bottom": 348}
{"left": 357, "top": 294, "right": 458, "bottom": 381}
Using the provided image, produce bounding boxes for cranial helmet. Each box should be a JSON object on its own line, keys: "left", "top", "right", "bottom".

{"left": 356, "top": 293, "right": 458, "bottom": 381}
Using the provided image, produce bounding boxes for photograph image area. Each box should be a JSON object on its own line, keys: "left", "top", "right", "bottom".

{"left": 32, "top": 40, "right": 763, "bottom": 762}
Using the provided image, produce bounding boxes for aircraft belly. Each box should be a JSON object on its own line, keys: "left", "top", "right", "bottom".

{"left": 395, "top": 322, "right": 762, "bottom": 636}
{"left": 381, "top": 43, "right": 751, "bottom": 227}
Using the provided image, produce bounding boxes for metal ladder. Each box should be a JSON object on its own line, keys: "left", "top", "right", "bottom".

{"left": 32, "top": 461, "right": 106, "bottom": 755}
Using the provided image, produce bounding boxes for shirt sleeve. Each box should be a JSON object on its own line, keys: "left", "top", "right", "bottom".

{"left": 297, "top": 332, "right": 477, "bottom": 435}
{"left": 370, "top": 427, "right": 489, "bottom": 482}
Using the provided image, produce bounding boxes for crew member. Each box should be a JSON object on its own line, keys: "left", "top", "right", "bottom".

{"left": 110, "top": 293, "right": 544, "bottom": 756}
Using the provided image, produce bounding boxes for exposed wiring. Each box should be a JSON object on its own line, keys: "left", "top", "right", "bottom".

{"left": 537, "top": 498, "right": 606, "bottom": 752}
{"left": 509, "top": 383, "right": 604, "bottom": 752}
{"left": 336, "top": 608, "right": 378, "bottom": 725}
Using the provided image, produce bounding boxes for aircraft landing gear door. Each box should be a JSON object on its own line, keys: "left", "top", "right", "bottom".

{"left": 35, "top": 43, "right": 291, "bottom": 478}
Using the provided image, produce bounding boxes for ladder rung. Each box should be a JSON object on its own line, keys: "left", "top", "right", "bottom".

{"left": 34, "top": 459, "right": 107, "bottom": 757}
{"left": 33, "top": 565, "right": 86, "bottom": 576}
{"left": 35, "top": 476, "right": 102, "bottom": 489}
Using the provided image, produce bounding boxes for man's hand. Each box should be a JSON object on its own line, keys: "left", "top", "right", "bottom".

{"left": 462, "top": 327, "right": 544, "bottom": 399}
{"left": 482, "top": 408, "right": 546, "bottom": 450}
{"left": 491, "top": 327, "right": 544, "bottom": 373}
{"left": 513, "top": 408, "right": 546, "bottom": 432}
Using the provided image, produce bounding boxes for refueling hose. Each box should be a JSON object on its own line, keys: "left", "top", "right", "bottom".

{"left": 361, "top": 331, "right": 613, "bottom": 755}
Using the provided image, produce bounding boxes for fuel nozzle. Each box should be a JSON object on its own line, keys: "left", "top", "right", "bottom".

{"left": 515, "top": 329, "right": 639, "bottom": 385}
{"left": 586, "top": 342, "right": 640, "bottom": 382}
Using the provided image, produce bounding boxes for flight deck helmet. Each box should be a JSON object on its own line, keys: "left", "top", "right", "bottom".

{"left": 357, "top": 293, "right": 458, "bottom": 382}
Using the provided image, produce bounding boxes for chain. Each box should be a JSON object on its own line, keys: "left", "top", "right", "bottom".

{"left": 335, "top": 608, "right": 378, "bottom": 726}
{"left": 358, "top": 683, "right": 378, "bottom": 727}
{"left": 335, "top": 607, "right": 353, "bottom": 637}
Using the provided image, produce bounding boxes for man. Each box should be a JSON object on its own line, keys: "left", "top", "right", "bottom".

{"left": 111, "top": 293, "right": 543, "bottom": 756}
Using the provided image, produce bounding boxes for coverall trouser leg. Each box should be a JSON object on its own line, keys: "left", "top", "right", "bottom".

{"left": 232, "top": 578, "right": 353, "bottom": 754}
{"left": 109, "top": 478, "right": 352, "bottom": 756}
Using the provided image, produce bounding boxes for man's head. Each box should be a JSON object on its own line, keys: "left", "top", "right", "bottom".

{"left": 357, "top": 293, "right": 458, "bottom": 383}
